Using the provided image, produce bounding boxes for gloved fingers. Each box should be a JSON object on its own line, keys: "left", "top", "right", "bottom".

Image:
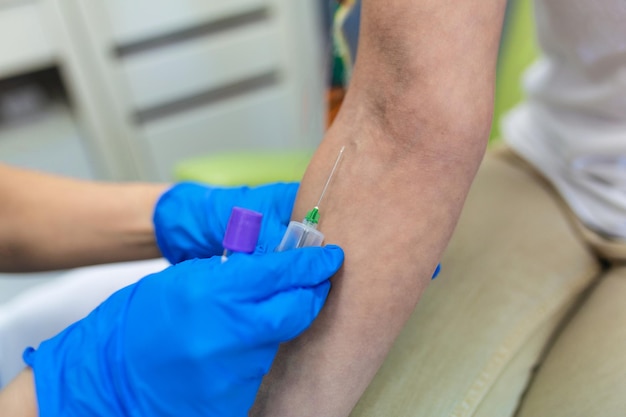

{"left": 246, "top": 183, "right": 299, "bottom": 252}
{"left": 215, "top": 182, "right": 298, "bottom": 224}
{"left": 207, "top": 348, "right": 275, "bottom": 417}
{"left": 153, "top": 182, "right": 221, "bottom": 263}
{"left": 432, "top": 263, "right": 441, "bottom": 279}
{"left": 255, "top": 223, "right": 288, "bottom": 254}
{"left": 252, "top": 281, "right": 331, "bottom": 343}
{"left": 223, "top": 245, "right": 343, "bottom": 298}
{"left": 257, "top": 182, "right": 299, "bottom": 224}
{"left": 220, "top": 343, "right": 279, "bottom": 381}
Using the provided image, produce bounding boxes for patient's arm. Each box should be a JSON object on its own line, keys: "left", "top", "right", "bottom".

{"left": 0, "top": 369, "right": 37, "bottom": 417}
{"left": 251, "top": 1, "right": 507, "bottom": 415}
{"left": 0, "top": 164, "right": 165, "bottom": 272}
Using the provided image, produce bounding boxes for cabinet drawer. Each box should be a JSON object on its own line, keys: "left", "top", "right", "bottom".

{"left": 0, "top": 2, "right": 56, "bottom": 77}
{"left": 119, "top": 20, "right": 282, "bottom": 111}
{"left": 0, "top": 106, "right": 94, "bottom": 179}
{"left": 104, "top": 0, "right": 269, "bottom": 46}
{"left": 140, "top": 86, "right": 298, "bottom": 181}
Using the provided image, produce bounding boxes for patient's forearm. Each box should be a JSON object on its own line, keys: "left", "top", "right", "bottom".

{"left": 0, "top": 369, "right": 38, "bottom": 417}
{"left": 0, "top": 165, "right": 165, "bottom": 272}
{"left": 252, "top": 1, "right": 506, "bottom": 415}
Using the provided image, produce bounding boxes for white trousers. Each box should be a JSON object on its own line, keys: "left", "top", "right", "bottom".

{"left": 503, "top": 0, "right": 626, "bottom": 239}
{"left": 0, "top": 258, "right": 168, "bottom": 387}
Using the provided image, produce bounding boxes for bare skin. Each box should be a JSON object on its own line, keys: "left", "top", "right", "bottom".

{"left": 251, "top": 1, "right": 507, "bottom": 415}
{"left": 0, "top": 370, "right": 37, "bottom": 417}
{"left": 0, "top": 164, "right": 166, "bottom": 272}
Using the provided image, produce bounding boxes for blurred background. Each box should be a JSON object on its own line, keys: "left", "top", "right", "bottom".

{"left": 0, "top": 0, "right": 329, "bottom": 182}
{"left": 0, "top": 0, "right": 539, "bottom": 185}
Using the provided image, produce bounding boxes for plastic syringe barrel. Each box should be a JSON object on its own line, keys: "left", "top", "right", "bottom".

{"left": 275, "top": 221, "right": 324, "bottom": 252}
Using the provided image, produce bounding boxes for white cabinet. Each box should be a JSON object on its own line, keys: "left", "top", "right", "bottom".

{"left": 0, "top": 0, "right": 93, "bottom": 180}
{"left": 142, "top": 85, "right": 294, "bottom": 179}
{"left": 45, "top": 0, "right": 326, "bottom": 181}
{"left": 0, "top": 104, "right": 94, "bottom": 178}
{"left": 0, "top": 1, "right": 56, "bottom": 78}
{"left": 103, "top": 0, "right": 269, "bottom": 46}
{"left": 118, "top": 20, "right": 282, "bottom": 111}
{"left": 0, "top": 0, "right": 325, "bottom": 181}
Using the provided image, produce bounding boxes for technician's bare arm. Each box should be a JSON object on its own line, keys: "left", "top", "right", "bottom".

{"left": 0, "top": 164, "right": 165, "bottom": 272}
{"left": 0, "top": 370, "right": 37, "bottom": 417}
{"left": 251, "top": 1, "right": 507, "bottom": 416}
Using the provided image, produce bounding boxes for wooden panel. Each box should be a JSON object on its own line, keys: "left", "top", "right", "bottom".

{"left": 139, "top": 85, "right": 300, "bottom": 180}
{"left": 0, "top": 2, "right": 56, "bottom": 78}
{"left": 103, "top": 0, "right": 268, "bottom": 45}
{"left": 118, "top": 21, "right": 282, "bottom": 111}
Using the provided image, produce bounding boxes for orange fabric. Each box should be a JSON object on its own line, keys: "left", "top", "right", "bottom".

{"left": 327, "top": 87, "right": 345, "bottom": 128}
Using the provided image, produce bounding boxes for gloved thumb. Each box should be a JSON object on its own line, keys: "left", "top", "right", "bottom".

{"left": 260, "top": 244, "right": 344, "bottom": 295}
{"left": 226, "top": 245, "right": 344, "bottom": 298}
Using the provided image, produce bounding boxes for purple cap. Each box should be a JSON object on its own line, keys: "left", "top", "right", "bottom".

{"left": 222, "top": 207, "right": 263, "bottom": 254}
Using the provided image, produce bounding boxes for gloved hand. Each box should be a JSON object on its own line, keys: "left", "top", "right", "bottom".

{"left": 24, "top": 245, "right": 344, "bottom": 417}
{"left": 153, "top": 182, "right": 298, "bottom": 264}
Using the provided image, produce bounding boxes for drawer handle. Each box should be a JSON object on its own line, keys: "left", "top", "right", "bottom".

{"left": 116, "top": 7, "right": 270, "bottom": 57}
{"left": 135, "top": 71, "right": 279, "bottom": 124}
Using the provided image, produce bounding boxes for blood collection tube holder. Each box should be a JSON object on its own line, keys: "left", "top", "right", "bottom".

{"left": 276, "top": 146, "right": 344, "bottom": 252}
{"left": 276, "top": 220, "right": 324, "bottom": 252}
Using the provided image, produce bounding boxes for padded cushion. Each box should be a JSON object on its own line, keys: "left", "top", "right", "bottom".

{"left": 516, "top": 266, "right": 626, "bottom": 417}
{"left": 174, "top": 151, "right": 312, "bottom": 186}
{"left": 350, "top": 150, "right": 601, "bottom": 417}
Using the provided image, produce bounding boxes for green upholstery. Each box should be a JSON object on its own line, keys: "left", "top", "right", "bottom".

{"left": 490, "top": 0, "right": 539, "bottom": 142}
{"left": 174, "top": 151, "right": 313, "bottom": 186}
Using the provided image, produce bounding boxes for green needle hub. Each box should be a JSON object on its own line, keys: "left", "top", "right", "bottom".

{"left": 304, "top": 206, "right": 320, "bottom": 226}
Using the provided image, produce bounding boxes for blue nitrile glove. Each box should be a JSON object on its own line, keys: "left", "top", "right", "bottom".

{"left": 24, "top": 245, "right": 344, "bottom": 417}
{"left": 433, "top": 263, "right": 441, "bottom": 279}
{"left": 153, "top": 182, "right": 298, "bottom": 264}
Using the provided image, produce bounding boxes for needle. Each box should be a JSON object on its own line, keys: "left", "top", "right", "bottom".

{"left": 316, "top": 145, "right": 345, "bottom": 208}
